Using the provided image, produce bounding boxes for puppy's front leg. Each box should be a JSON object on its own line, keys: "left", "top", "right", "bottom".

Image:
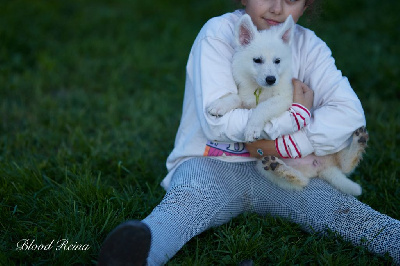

{"left": 244, "top": 96, "right": 291, "bottom": 142}
{"left": 244, "top": 108, "right": 267, "bottom": 142}
{"left": 207, "top": 93, "right": 242, "bottom": 117}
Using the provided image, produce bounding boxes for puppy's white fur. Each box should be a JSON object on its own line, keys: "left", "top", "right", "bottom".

{"left": 207, "top": 14, "right": 368, "bottom": 196}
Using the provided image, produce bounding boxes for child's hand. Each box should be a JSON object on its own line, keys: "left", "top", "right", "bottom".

{"left": 292, "top": 79, "right": 314, "bottom": 110}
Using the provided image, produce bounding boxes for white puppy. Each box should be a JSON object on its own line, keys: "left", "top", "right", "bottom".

{"left": 207, "top": 14, "right": 368, "bottom": 196}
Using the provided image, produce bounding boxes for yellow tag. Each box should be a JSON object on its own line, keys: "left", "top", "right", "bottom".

{"left": 254, "top": 88, "right": 262, "bottom": 106}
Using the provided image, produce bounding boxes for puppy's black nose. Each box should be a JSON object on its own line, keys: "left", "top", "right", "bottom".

{"left": 266, "top": 76, "right": 276, "bottom": 85}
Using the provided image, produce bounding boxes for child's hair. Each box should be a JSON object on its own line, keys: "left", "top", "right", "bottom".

{"left": 304, "top": 0, "right": 322, "bottom": 22}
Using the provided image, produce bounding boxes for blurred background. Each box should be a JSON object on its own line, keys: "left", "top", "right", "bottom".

{"left": 0, "top": 0, "right": 399, "bottom": 264}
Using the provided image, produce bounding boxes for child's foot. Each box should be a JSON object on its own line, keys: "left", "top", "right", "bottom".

{"left": 98, "top": 220, "right": 151, "bottom": 266}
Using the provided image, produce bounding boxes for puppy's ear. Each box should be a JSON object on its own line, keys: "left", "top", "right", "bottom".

{"left": 236, "top": 14, "right": 257, "bottom": 46}
{"left": 279, "top": 15, "right": 295, "bottom": 45}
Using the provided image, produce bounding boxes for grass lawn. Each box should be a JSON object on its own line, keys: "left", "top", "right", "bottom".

{"left": 1, "top": 0, "right": 399, "bottom": 265}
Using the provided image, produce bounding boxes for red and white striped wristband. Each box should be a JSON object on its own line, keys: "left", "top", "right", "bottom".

{"left": 275, "top": 134, "right": 302, "bottom": 159}
{"left": 289, "top": 103, "right": 311, "bottom": 131}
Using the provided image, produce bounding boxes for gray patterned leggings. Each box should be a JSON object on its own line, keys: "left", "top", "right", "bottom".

{"left": 143, "top": 158, "right": 399, "bottom": 265}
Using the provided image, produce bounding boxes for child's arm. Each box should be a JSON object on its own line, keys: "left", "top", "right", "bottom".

{"left": 246, "top": 139, "right": 279, "bottom": 158}
{"left": 190, "top": 19, "right": 254, "bottom": 143}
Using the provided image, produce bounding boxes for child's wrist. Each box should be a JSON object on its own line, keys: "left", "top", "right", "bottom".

{"left": 275, "top": 134, "right": 302, "bottom": 159}
{"left": 289, "top": 103, "right": 311, "bottom": 131}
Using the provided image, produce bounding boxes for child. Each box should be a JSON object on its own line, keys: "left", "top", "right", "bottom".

{"left": 98, "top": 0, "right": 400, "bottom": 265}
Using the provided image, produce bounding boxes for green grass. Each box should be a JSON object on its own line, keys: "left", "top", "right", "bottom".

{"left": 0, "top": 0, "right": 399, "bottom": 265}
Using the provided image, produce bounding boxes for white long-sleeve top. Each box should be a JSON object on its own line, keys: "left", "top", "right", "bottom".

{"left": 161, "top": 10, "right": 366, "bottom": 190}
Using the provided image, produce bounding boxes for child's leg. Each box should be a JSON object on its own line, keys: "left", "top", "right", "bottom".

{"left": 142, "top": 158, "right": 252, "bottom": 265}
{"left": 250, "top": 163, "right": 400, "bottom": 263}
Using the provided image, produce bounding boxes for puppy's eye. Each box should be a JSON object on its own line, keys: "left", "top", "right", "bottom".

{"left": 274, "top": 58, "right": 281, "bottom": 64}
{"left": 253, "top": 58, "right": 263, "bottom": 64}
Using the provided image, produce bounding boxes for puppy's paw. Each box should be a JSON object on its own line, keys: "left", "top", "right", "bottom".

{"left": 261, "top": 156, "right": 282, "bottom": 171}
{"left": 260, "top": 156, "right": 308, "bottom": 187}
{"left": 244, "top": 124, "right": 263, "bottom": 142}
{"left": 207, "top": 94, "right": 241, "bottom": 118}
{"left": 353, "top": 126, "right": 369, "bottom": 146}
{"left": 207, "top": 101, "right": 230, "bottom": 117}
